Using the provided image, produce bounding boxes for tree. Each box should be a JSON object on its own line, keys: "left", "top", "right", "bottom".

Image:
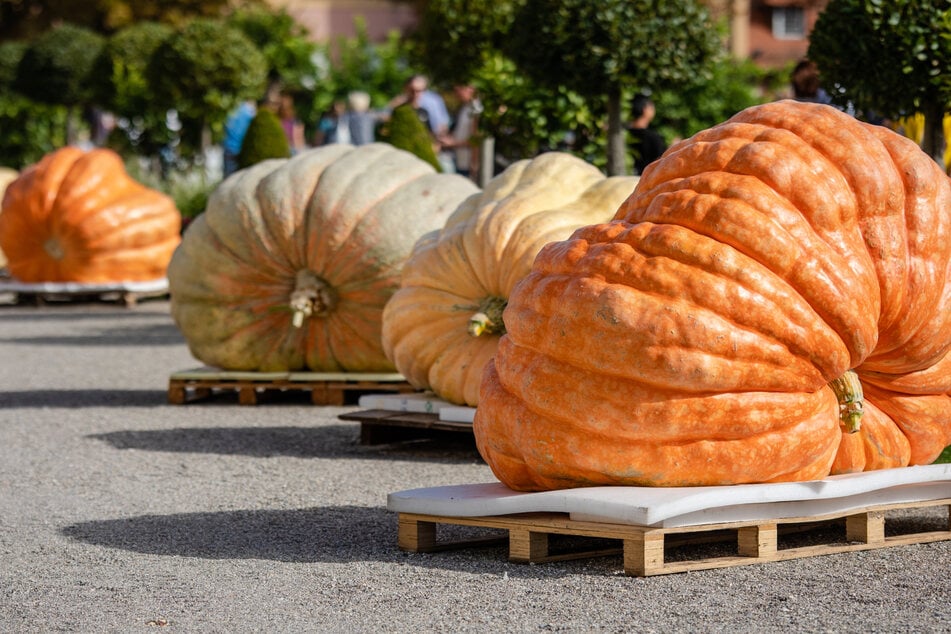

{"left": 505, "top": 0, "right": 721, "bottom": 175}
{"left": 90, "top": 21, "right": 174, "bottom": 156}
{"left": 412, "top": 0, "right": 520, "bottom": 85}
{"left": 146, "top": 18, "right": 267, "bottom": 155}
{"left": 0, "top": 40, "right": 67, "bottom": 168}
{"left": 226, "top": 6, "right": 320, "bottom": 93}
{"left": 13, "top": 22, "right": 105, "bottom": 143}
{"left": 809, "top": 0, "right": 951, "bottom": 165}
{"left": 0, "top": 0, "right": 242, "bottom": 38}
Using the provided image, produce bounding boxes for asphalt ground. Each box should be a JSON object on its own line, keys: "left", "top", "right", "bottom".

{"left": 0, "top": 297, "right": 949, "bottom": 633}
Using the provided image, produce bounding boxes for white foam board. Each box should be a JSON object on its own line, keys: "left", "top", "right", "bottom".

{"left": 438, "top": 406, "right": 476, "bottom": 424}
{"left": 387, "top": 464, "right": 951, "bottom": 528}
{"left": 357, "top": 392, "right": 455, "bottom": 414}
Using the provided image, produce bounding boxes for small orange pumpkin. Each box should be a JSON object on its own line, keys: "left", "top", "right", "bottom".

{"left": 0, "top": 147, "right": 181, "bottom": 283}
{"left": 474, "top": 101, "right": 951, "bottom": 491}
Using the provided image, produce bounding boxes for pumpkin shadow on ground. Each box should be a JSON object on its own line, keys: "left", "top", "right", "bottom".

{"left": 2, "top": 389, "right": 170, "bottom": 408}
{"left": 89, "top": 425, "right": 484, "bottom": 463}
{"left": 58, "top": 505, "right": 600, "bottom": 577}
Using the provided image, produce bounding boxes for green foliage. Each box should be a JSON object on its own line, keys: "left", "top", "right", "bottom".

{"left": 147, "top": 18, "right": 267, "bottom": 150}
{"left": 0, "top": 96, "right": 68, "bottom": 169}
{"left": 411, "top": 0, "right": 522, "bottom": 84}
{"left": 810, "top": 0, "right": 951, "bottom": 119}
{"left": 90, "top": 21, "right": 174, "bottom": 157}
{"left": 505, "top": 0, "right": 719, "bottom": 96}
{"left": 809, "top": 0, "right": 950, "bottom": 162}
{"left": 311, "top": 18, "right": 411, "bottom": 117}
{"left": 237, "top": 108, "right": 290, "bottom": 168}
{"left": 652, "top": 56, "right": 771, "bottom": 146}
{"left": 378, "top": 103, "right": 441, "bottom": 171}
{"left": 937, "top": 445, "right": 951, "bottom": 464}
{"left": 0, "top": 39, "right": 67, "bottom": 168}
{"left": 125, "top": 157, "right": 217, "bottom": 220}
{"left": 226, "top": 6, "right": 320, "bottom": 93}
{"left": 91, "top": 21, "right": 172, "bottom": 116}
{"left": 0, "top": 0, "right": 238, "bottom": 38}
{"left": 0, "top": 40, "right": 27, "bottom": 90}
{"left": 471, "top": 52, "right": 602, "bottom": 165}
{"left": 14, "top": 22, "right": 105, "bottom": 106}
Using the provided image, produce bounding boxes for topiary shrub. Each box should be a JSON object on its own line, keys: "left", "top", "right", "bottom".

{"left": 0, "top": 41, "right": 67, "bottom": 169}
{"left": 380, "top": 103, "right": 441, "bottom": 172}
{"left": 14, "top": 23, "right": 105, "bottom": 107}
{"left": 147, "top": 19, "right": 267, "bottom": 155}
{"left": 237, "top": 108, "right": 291, "bottom": 168}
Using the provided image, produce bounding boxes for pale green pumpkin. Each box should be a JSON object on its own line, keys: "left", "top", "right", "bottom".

{"left": 168, "top": 143, "right": 479, "bottom": 372}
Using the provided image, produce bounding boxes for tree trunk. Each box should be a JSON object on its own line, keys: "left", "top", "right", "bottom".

{"left": 921, "top": 99, "right": 946, "bottom": 169}
{"left": 65, "top": 105, "right": 77, "bottom": 146}
{"left": 606, "top": 88, "right": 626, "bottom": 176}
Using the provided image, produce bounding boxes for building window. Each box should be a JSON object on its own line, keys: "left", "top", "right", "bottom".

{"left": 772, "top": 7, "right": 806, "bottom": 40}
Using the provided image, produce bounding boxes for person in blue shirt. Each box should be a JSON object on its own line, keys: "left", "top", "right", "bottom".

{"left": 222, "top": 100, "right": 256, "bottom": 177}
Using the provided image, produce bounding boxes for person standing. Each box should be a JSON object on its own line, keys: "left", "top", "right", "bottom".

{"left": 277, "top": 92, "right": 306, "bottom": 155}
{"left": 626, "top": 93, "right": 667, "bottom": 175}
{"left": 442, "top": 84, "right": 482, "bottom": 181}
{"left": 390, "top": 75, "right": 455, "bottom": 172}
{"left": 222, "top": 100, "right": 256, "bottom": 177}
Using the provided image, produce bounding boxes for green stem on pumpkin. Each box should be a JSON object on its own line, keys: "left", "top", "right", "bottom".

{"left": 468, "top": 295, "right": 508, "bottom": 337}
{"left": 43, "top": 238, "right": 65, "bottom": 260}
{"left": 289, "top": 269, "right": 337, "bottom": 328}
{"left": 829, "top": 370, "right": 863, "bottom": 434}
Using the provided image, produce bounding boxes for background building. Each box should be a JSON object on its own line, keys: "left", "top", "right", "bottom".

{"left": 272, "top": 0, "right": 829, "bottom": 69}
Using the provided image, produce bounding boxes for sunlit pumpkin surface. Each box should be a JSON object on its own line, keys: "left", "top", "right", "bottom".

{"left": 0, "top": 147, "right": 181, "bottom": 283}
{"left": 168, "top": 143, "right": 479, "bottom": 372}
{"left": 474, "top": 100, "right": 951, "bottom": 490}
{"left": 383, "top": 152, "right": 638, "bottom": 406}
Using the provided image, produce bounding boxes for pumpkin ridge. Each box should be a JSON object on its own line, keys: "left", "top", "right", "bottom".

{"left": 527, "top": 227, "right": 848, "bottom": 383}
{"left": 310, "top": 147, "right": 430, "bottom": 275}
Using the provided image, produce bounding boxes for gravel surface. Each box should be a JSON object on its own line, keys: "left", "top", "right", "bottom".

{"left": 1, "top": 298, "right": 949, "bottom": 633}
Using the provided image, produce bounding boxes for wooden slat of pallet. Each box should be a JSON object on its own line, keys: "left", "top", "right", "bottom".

{"left": 167, "top": 371, "right": 417, "bottom": 405}
{"left": 337, "top": 409, "right": 473, "bottom": 444}
{"left": 396, "top": 498, "right": 951, "bottom": 577}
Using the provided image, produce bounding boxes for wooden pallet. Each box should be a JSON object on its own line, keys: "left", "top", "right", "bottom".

{"left": 338, "top": 409, "right": 473, "bottom": 445}
{"left": 168, "top": 368, "right": 418, "bottom": 405}
{"left": 0, "top": 277, "right": 169, "bottom": 307}
{"left": 396, "top": 498, "right": 951, "bottom": 577}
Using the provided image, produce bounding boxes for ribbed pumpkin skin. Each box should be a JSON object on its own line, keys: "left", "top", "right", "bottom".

{"left": 0, "top": 147, "right": 181, "bottom": 283}
{"left": 474, "top": 101, "right": 951, "bottom": 490}
{"left": 168, "top": 143, "right": 479, "bottom": 372}
{"left": 382, "top": 153, "right": 638, "bottom": 406}
{"left": 0, "top": 167, "right": 17, "bottom": 269}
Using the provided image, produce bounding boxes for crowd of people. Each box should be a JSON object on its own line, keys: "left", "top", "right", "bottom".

{"left": 222, "top": 75, "right": 484, "bottom": 181}
{"left": 222, "top": 60, "right": 948, "bottom": 183}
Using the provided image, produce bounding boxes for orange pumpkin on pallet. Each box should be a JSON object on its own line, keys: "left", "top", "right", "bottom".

{"left": 474, "top": 100, "right": 951, "bottom": 491}
{"left": 168, "top": 143, "right": 479, "bottom": 373}
{"left": 0, "top": 147, "right": 181, "bottom": 283}
{"left": 382, "top": 152, "right": 638, "bottom": 406}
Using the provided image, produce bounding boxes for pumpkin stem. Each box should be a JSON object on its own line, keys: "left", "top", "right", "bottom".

{"left": 468, "top": 296, "right": 507, "bottom": 337}
{"left": 289, "top": 270, "right": 337, "bottom": 328}
{"left": 829, "top": 370, "right": 863, "bottom": 434}
{"left": 43, "top": 238, "right": 65, "bottom": 261}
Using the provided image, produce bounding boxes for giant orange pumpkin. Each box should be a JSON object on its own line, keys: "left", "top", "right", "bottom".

{"left": 382, "top": 152, "right": 638, "bottom": 406}
{"left": 0, "top": 147, "right": 181, "bottom": 283}
{"left": 474, "top": 101, "right": 951, "bottom": 490}
{"left": 168, "top": 143, "right": 479, "bottom": 372}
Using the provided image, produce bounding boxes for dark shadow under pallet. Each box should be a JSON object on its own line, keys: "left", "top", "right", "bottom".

{"left": 338, "top": 409, "right": 473, "bottom": 445}
{"left": 167, "top": 369, "right": 418, "bottom": 406}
